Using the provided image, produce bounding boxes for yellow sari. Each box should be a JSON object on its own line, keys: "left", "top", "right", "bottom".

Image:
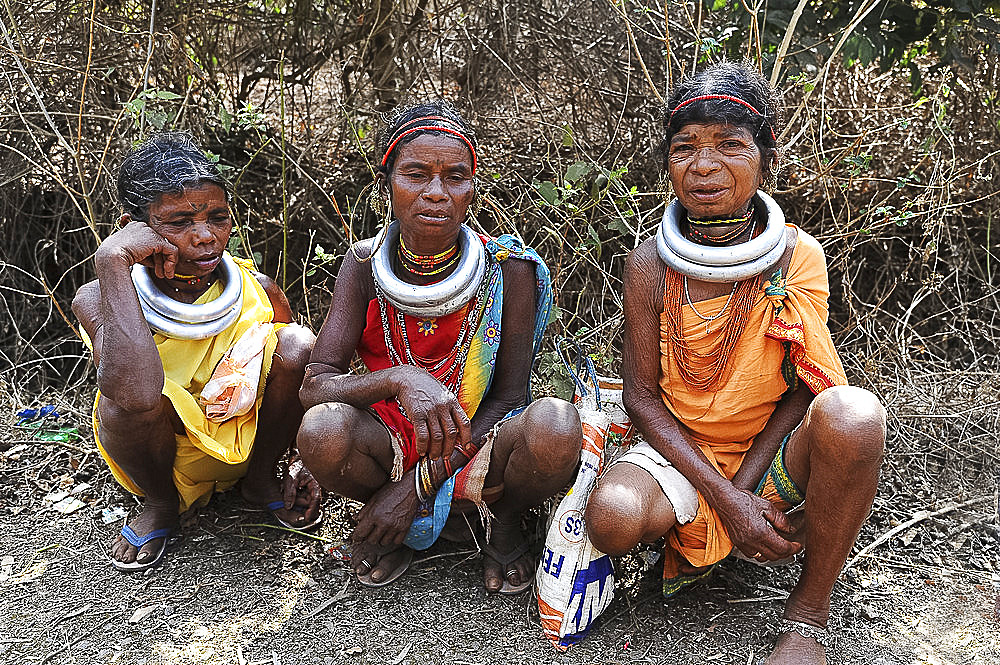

{"left": 90, "top": 257, "right": 280, "bottom": 512}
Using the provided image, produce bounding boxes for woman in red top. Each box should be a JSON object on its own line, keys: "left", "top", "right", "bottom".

{"left": 298, "top": 101, "right": 581, "bottom": 592}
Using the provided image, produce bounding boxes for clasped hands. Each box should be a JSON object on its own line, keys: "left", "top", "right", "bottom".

{"left": 717, "top": 487, "right": 802, "bottom": 563}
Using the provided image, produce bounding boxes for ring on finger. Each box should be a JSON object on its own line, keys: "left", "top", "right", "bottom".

{"left": 506, "top": 569, "right": 519, "bottom": 579}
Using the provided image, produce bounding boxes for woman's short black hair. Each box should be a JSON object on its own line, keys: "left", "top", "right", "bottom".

{"left": 376, "top": 100, "right": 477, "bottom": 176}
{"left": 117, "top": 132, "right": 228, "bottom": 222}
{"left": 662, "top": 61, "right": 784, "bottom": 185}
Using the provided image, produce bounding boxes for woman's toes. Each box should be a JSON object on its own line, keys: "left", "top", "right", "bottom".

{"left": 483, "top": 561, "right": 503, "bottom": 592}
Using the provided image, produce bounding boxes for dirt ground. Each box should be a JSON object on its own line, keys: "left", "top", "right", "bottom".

{"left": 1, "top": 397, "right": 997, "bottom": 665}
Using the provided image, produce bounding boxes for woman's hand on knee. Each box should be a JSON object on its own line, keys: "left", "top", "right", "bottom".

{"left": 393, "top": 366, "right": 471, "bottom": 460}
{"left": 719, "top": 489, "right": 801, "bottom": 562}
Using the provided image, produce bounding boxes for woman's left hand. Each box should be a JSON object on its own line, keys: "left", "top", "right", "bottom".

{"left": 351, "top": 470, "right": 420, "bottom": 550}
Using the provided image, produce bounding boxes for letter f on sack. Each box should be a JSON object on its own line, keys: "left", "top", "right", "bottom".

{"left": 542, "top": 547, "right": 565, "bottom": 579}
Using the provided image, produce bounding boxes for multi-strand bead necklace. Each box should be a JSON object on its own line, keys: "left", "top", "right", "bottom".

{"left": 375, "top": 265, "right": 496, "bottom": 392}
{"left": 685, "top": 207, "right": 755, "bottom": 245}
{"left": 397, "top": 237, "right": 460, "bottom": 276}
{"left": 662, "top": 207, "right": 761, "bottom": 391}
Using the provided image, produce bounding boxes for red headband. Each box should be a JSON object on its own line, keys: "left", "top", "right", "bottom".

{"left": 669, "top": 94, "right": 776, "bottom": 143}
{"left": 381, "top": 116, "right": 478, "bottom": 174}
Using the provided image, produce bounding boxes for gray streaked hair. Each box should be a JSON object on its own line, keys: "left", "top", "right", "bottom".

{"left": 117, "top": 132, "right": 228, "bottom": 221}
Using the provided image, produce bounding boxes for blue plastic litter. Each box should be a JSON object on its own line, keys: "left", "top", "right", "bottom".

{"left": 16, "top": 404, "right": 60, "bottom": 425}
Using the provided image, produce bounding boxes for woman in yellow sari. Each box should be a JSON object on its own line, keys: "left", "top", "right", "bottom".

{"left": 73, "top": 133, "right": 317, "bottom": 571}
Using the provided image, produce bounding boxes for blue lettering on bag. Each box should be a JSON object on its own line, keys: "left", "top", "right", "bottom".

{"left": 563, "top": 514, "right": 583, "bottom": 537}
{"left": 542, "top": 547, "right": 565, "bottom": 579}
{"left": 562, "top": 555, "right": 614, "bottom": 639}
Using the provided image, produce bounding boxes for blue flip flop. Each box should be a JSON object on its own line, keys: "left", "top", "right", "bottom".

{"left": 267, "top": 500, "right": 323, "bottom": 532}
{"left": 112, "top": 524, "right": 177, "bottom": 572}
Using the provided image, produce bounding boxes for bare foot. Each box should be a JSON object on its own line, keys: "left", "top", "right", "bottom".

{"left": 241, "top": 477, "right": 312, "bottom": 528}
{"left": 764, "top": 624, "right": 828, "bottom": 665}
{"left": 482, "top": 519, "right": 533, "bottom": 593}
{"left": 112, "top": 501, "right": 178, "bottom": 566}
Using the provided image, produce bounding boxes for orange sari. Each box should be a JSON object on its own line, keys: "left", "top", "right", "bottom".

{"left": 657, "top": 227, "right": 847, "bottom": 582}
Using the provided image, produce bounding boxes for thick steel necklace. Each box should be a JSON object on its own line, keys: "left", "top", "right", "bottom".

{"left": 656, "top": 190, "right": 785, "bottom": 282}
{"left": 375, "top": 267, "right": 494, "bottom": 389}
{"left": 372, "top": 221, "right": 486, "bottom": 317}
{"left": 130, "top": 252, "right": 243, "bottom": 340}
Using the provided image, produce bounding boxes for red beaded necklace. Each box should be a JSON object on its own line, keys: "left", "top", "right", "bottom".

{"left": 397, "top": 237, "right": 460, "bottom": 276}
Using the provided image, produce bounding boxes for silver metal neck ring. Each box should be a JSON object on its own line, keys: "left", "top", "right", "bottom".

{"left": 372, "top": 221, "right": 486, "bottom": 317}
{"left": 131, "top": 252, "right": 244, "bottom": 340}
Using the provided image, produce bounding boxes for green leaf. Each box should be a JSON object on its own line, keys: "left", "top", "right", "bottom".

{"left": 565, "top": 161, "right": 592, "bottom": 185}
{"left": 220, "top": 107, "right": 233, "bottom": 133}
{"left": 535, "top": 181, "right": 560, "bottom": 205}
{"left": 609, "top": 219, "right": 628, "bottom": 233}
{"left": 560, "top": 124, "right": 573, "bottom": 147}
{"left": 856, "top": 36, "right": 876, "bottom": 67}
{"left": 146, "top": 110, "right": 169, "bottom": 129}
{"left": 37, "top": 427, "right": 79, "bottom": 443}
{"left": 154, "top": 90, "right": 182, "bottom": 100}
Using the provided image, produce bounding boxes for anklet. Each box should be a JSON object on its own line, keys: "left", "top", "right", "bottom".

{"left": 778, "top": 619, "right": 832, "bottom": 647}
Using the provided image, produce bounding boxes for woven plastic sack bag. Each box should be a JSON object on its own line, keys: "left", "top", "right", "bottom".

{"left": 536, "top": 345, "right": 622, "bottom": 651}
{"left": 572, "top": 374, "right": 634, "bottom": 447}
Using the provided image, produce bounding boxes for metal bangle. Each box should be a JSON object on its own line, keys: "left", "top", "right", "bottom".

{"left": 659, "top": 190, "right": 785, "bottom": 266}
{"left": 131, "top": 252, "right": 244, "bottom": 339}
{"left": 414, "top": 462, "right": 428, "bottom": 503}
{"left": 372, "top": 221, "right": 486, "bottom": 318}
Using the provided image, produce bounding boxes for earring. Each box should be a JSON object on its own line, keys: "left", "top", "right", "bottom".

{"left": 368, "top": 184, "right": 388, "bottom": 220}
{"left": 657, "top": 175, "right": 673, "bottom": 205}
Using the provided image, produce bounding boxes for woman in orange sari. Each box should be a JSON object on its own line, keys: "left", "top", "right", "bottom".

{"left": 584, "top": 63, "right": 886, "bottom": 664}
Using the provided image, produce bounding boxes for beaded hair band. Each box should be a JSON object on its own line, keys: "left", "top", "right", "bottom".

{"left": 381, "top": 115, "right": 478, "bottom": 175}
{"left": 669, "top": 94, "right": 776, "bottom": 143}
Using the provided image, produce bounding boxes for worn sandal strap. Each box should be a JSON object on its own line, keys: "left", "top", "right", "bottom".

{"left": 481, "top": 538, "right": 531, "bottom": 568}
{"left": 120, "top": 525, "right": 173, "bottom": 548}
{"left": 779, "top": 619, "right": 832, "bottom": 648}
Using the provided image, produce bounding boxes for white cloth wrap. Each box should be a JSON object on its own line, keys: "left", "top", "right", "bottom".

{"left": 611, "top": 441, "right": 699, "bottom": 525}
